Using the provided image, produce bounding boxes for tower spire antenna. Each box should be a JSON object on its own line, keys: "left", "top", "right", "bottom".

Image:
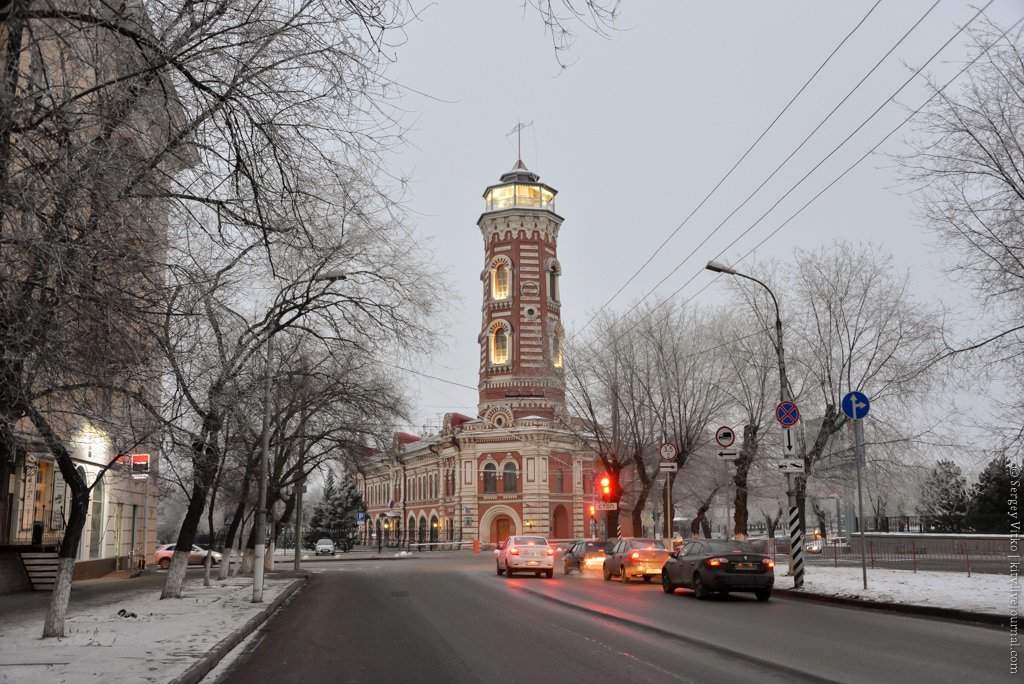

{"left": 506, "top": 121, "right": 534, "bottom": 163}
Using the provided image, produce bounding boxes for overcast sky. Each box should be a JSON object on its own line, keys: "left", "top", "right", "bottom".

{"left": 380, "top": 1, "right": 1019, "bottom": 439}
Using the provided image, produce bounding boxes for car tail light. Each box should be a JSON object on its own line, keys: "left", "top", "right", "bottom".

{"left": 630, "top": 551, "right": 641, "bottom": 560}
{"left": 546, "top": 547, "right": 555, "bottom": 556}
{"left": 509, "top": 547, "right": 520, "bottom": 555}
{"left": 706, "top": 557, "right": 728, "bottom": 567}
{"left": 763, "top": 558, "right": 775, "bottom": 568}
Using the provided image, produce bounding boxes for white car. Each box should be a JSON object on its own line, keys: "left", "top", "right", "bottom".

{"left": 496, "top": 535, "right": 555, "bottom": 578}
{"left": 315, "top": 538, "right": 335, "bottom": 555}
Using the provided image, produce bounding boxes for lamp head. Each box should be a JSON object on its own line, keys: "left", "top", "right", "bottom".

{"left": 314, "top": 269, "right": 348, "bottom": 283}
{"left": 705, "top": 260, "right": 737, "bottom": 275}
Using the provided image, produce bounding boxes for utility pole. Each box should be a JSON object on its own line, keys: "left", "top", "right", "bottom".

{"left": 293, "top": 357, "right": 309, "bottom": 573}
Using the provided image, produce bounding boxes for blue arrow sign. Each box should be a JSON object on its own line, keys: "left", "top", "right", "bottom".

{"left": 841, "top": 391, "right": 870, "bottom": 420}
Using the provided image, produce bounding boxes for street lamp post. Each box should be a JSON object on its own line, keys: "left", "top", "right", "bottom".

{"left": 254, "top": 270, "right": 346, "bottom": 603}
{"left": 706, "top": 260, "right": 804, "bottom": 588}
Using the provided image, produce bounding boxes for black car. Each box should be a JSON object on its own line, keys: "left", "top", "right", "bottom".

{"left": 562, "top": 539, "right": 613, "bottom": 574}
{"left": 661, "top": 539, "right": 775, "bottom": 601}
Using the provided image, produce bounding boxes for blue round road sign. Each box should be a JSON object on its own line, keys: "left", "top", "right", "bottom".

{"left": 842, "top": 391, "right": 870, "bottom": 420}
{"left": 775, "top": 401, "right": 800, "bottom": 427}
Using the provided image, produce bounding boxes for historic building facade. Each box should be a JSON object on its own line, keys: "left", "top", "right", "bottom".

{"left": 357, "top": 160, "right": 598, "bottom": 545}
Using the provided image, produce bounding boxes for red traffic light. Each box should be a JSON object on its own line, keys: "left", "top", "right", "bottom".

{"left": 588, "top": 504, "right": 596, "bottom": 517}
{"left": 600, "top": 475, "right": 611, "bottom": 496}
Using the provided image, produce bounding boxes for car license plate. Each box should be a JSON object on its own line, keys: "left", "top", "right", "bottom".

{"left": 527, "top": 560, "right": 540, "bottom": 566}
{"left": 735, "top": 563, "right": 755, "bottom": 570}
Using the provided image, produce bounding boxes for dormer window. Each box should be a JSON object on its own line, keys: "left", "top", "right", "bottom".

{"left": 489, "top": 321, "right": 512, "bottom": 365}
{"left": 490, "top": 255, "right": 512, "bottom": 300}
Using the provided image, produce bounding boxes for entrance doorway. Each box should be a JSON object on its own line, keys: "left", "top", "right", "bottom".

{"left": 492, "top": 515, "right": 513, "bottom": 542}
{"left": 551, "top": 505, "right": 569, "bottom": 540}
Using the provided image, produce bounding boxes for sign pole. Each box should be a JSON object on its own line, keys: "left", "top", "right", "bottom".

{"left": 854, "top": 418, "right": 868, "bottom": 590}
{"left": 663, "top": 476, "right": 671, "bottom": 540}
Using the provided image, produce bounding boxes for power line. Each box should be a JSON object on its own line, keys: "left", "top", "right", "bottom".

{"left": 572, "top": 0, "right": 885, "bottom": 341}
{"left": 580, "top": 0, "right": 995, "bottom": 357}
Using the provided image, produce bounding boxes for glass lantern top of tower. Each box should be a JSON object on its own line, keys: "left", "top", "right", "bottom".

{"left": 482, "top": 159, "right": 557, "bottom": 213}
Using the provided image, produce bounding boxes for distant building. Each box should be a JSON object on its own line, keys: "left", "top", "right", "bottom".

{"left": 357, "top": 160, "right": 600, "bottom": 545}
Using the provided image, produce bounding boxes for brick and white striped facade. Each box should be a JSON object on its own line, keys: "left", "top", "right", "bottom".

{"left": 356, "top": 161, "right": 596, "bottom": 545}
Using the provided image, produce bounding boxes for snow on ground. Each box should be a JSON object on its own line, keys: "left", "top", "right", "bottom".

{"left": 0, "top": 577, "right": 296, "bottom": 684}
{"left": 776, "top": 563, "right": 1007, "bottom": 615}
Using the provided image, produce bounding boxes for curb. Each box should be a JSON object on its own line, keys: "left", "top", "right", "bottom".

{"left": 168, "top": 577, "right": 307, "bottom": 684}
{"left": 772, "top": 587, "right": 1004, "bottom": 627}
{"left": 271, "top": 554, "right": 420, "bottom": 564}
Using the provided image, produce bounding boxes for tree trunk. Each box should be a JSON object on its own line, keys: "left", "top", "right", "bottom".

{"left": 28, "top": 408, "right": 89, "bottom": 639}
{"left": 160, "top": 477, "right": 207, "bottom": 599}
{"left": 732, "top": 423, "right": 758, "bottom": 541}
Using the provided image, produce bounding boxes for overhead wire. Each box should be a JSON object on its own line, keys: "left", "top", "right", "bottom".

{"left": 571, "top": 0, "right": 886, "bottom": 342}
{"left": 575, "top": 0, "right": 998, "bottom": 361}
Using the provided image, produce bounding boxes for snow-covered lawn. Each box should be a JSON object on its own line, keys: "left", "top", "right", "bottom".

{"left": 0, "top": 577, "right": 297, "bottom": 684}
{"left": 775, "top": 563, "right": 1007, "bottom": 615}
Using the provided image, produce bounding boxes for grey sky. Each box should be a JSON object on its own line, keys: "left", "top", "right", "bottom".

{"left": 383, "top": 1, "right": 1018, "bottom": 436}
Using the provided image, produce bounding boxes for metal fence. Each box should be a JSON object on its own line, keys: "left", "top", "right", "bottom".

{"left": 747, "top": 534, "right": 1009, "bottom": 575}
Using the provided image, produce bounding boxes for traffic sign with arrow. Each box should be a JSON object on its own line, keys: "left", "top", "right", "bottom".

{"left": 782, "top": 427, "right": 797, "bottom": 456}
{"left": 716, "top": 449, "right": 739, "bottom": 460}
{"left": 777, "top": 459, "right": 804, "bottom": 472}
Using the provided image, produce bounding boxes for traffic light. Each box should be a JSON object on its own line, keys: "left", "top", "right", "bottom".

{"left": 588, "top": 504, "right": 596, "bottom": 518}
{"left": 597, "top": 472, "right": 616, "bottom": 500}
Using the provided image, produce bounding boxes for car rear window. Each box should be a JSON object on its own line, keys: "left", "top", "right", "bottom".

{"left": 584, "top": 541, "right": 611, "bottom": 552}
{"left": 705, "top": 541, "right": 758, "bottom": 554}
{"left": 628, "top": 539, "right": 666, "bottom": 550}
{"left": 514, "top": 537, "right": 547, "bottom": 546}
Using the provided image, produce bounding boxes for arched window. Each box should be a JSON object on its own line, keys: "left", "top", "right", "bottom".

{"left": 545, "top": 258, "right": 560, "bottom": 302}
{"left": 483, "top": 463, "right": 497, "bottom": 493}
{"left": 491, "top": 256, "right": 512, "bottom": 300}
{"left": 503, "top": 462, "right": 518, "bottom": 493}
{"left": 489, "top": 321, "right": 512, "bottom": 366}
{"left": 551, "top": 326, "right": 563, "bottom": 369}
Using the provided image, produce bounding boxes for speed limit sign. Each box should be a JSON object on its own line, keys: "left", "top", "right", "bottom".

{"left": 659, "top": 443, "right": 677, "bottom": 461}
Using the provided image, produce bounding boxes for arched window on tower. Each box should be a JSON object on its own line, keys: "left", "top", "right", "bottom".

{"left": 483, "top": 463, "right": 497, "bottom": 494}
{"left": 489, "top": 321, "right": 512, "bottom": 366}
{"left": 503, "top": 462, "right": 518, "bottom": 493}
{"left": 551, "top": 326, "right": 563, "bottom": 369}
{"left": 491, "top": 256, "right": 512, "bottom": 300}
{"left": 545, "top": 258, "right": 560, "bottom": 303}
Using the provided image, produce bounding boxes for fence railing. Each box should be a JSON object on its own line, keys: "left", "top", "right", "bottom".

{"left": 746, "top": 534, "right": 1008, "bottom": 575}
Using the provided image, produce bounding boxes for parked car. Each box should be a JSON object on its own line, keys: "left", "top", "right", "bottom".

{"left": 562, "top": 539, "right": 612, "bottom": 575}
{"left": 806, "top": 538, "right": 823, "bottom": 554}
{"left": 153, "top": 544, "right": 222, "bottom": 570}
{"left": 496, "top": 535, "right": 555, "bottom": 578}
{"left": 603, "top": 538, "right": 671, "bottom": 583}
{"left": 661, "top": 539, "right": 774, "bottom": 601}
{"left": 315, "top": 538, "right": 336, "bottom": 555}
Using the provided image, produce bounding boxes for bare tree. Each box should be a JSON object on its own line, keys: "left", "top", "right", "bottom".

{"left": 899, "top": 23, "right": 1024, "bottom": 459}
{"left": 785, "top": 240, "right": 945, "bottom": 534}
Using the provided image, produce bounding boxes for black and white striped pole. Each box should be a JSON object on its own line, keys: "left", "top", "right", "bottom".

{"left": 706, "top": 260, "right": 804, "bottom": 589}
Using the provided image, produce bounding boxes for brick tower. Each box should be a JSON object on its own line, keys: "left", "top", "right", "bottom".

{"left": 477, "top": 159, "right": 566, "bottom": 427}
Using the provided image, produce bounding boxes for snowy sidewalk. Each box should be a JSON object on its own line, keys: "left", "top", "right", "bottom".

{"left": 774, "top": 563, "right": 1007, "bottom": 618}
{"left": 0, "top": 576, "right": 301, "bottom": 684}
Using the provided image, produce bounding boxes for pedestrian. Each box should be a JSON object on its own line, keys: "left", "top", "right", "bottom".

{"left": 377, "top": 533, "right": 382, "bottom": 555}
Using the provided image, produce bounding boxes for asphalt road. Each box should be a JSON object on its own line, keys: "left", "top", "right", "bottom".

{"left": 220, "top": 553, "right": 1005, "bottom": 684}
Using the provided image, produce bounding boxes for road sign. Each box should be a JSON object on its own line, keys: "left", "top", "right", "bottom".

{"left": 715, "top": 426, "right": 735, "bottom": 448}
{"left": 842, "top": 391, "right": 870, "bottom": 420}
{"left": 596, "top": 502, "right": 618, "bottom": 511}
{"left": 781, "top": 427, "right": 797, "bottom": 456}
{"left": 659, "top": 443, "right": 677, "bottom": 461}
{"left": 776, "top": 401, "right": 800, "bottom": 427}
{"left": 357, "top": 512, "right": 366, "bottom": 522}
{"left": 659, "top": 462, "right": 678, "bottom": 472}
{"left": 777, "top": 459, "right": 804, "bottom": 473}
{"left": 716, "top": 449, "right": 739, "bottom": 460}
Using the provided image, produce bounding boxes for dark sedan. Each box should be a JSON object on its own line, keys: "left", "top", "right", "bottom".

{"left": 661, "top": 539, "right": 774, "bottom": 601}
{"left": 562, "top": 539, "right": 612, "bottom": 574}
